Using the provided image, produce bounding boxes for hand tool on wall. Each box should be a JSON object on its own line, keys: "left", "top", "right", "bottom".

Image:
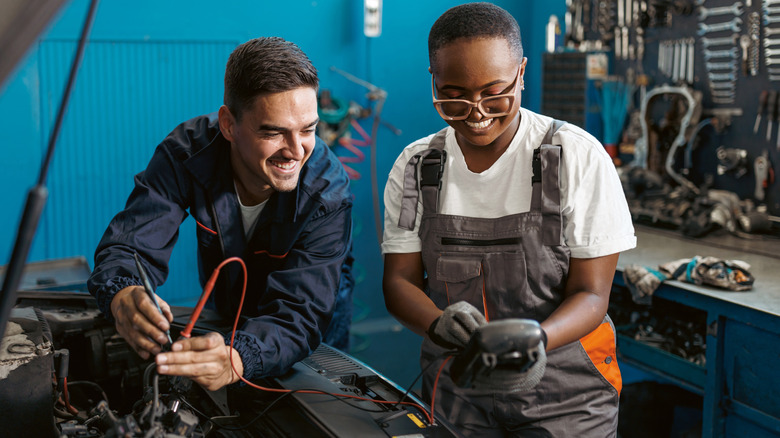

{"left": 701, "top": 33, "right": 739, "bottom": 49}
{"left": 749, "top": 11, "right": 760, "bottom": 76}
{"left": 565, "top": 0, "right": 573, "bottom": 46}
{"left": 570, "top": 0, "right": 581, "bottom": 43}
{"left": 775, "top": 93, "right": 780, "bottom": 148}
{"left": 740, "top": 34, "right": 751, "bottom": 75}
{"left": 754, "top": 150, "right": 770, "bottom": 201}
{"left": 565, "top": 0, "right": 588, "bottom": 47}
{"left": 624, "top": 25, "right": 630, "bottom": 59}
{"left": 766, "top": 90, "right": 778, "bottom": 142}
{"left": 754, "top": 90, "right": 768, "bottom": 134}
{"left": 698, "top": 2, "right": 744, "bottom": 20}
{"left": 687, "top": 38, "right": 694, "bottom": 84}
{"left": 698, "top": 17, "right": 743, "bottom": 35}
{"left": 673, "top": 41, "right": 681, "bottom": 81}
{"left": 617, "top": 0, "right": 624, "bottom": 59}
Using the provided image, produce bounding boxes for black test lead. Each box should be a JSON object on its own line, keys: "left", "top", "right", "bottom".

{"left": 133, "top": 252, "right": 173, "bottom": 347}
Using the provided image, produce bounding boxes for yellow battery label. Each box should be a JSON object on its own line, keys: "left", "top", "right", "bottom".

{"left": 407, "top": 413, "right": 425, "bottom": 428}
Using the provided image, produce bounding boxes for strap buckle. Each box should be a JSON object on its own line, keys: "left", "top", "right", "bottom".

{"left": 420, "top": 150, "right": 446, "bottom": 189}
{"left": 532, "top": 148, "right": 542, "bottom": 183}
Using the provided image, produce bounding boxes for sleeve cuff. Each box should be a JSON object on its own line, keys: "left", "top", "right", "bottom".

{"left": 226, "top": 330, "right": 264, "bottom": 381}
{"left": 569, "top": 235, "right": 637, "bottom": 259}
{"left": 95, "top": 276, "right": 143, "bottom": 322}
{"left": 380, "top": 240, "right": 422, "bottom": 255}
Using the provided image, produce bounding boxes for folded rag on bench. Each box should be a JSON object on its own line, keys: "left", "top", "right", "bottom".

{"left": 623, "top": 256, "right": 754, "bottom": 304}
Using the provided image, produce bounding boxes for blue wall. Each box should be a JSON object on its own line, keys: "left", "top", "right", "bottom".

{"left": 0, "top": 0, "right": 565, "bottom": 385}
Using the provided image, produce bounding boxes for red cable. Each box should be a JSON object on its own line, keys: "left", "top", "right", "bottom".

{"left": 63, "top": 376, "right": 70, "bottom": 409}
{"left": 338, "top": 137, "right": 365, "bottom": 180}
{"left": 193, "top": 257, "right": 433, "bottom": 426}
{"left": 179, "top": 257, "right": 237, "bottom": 338}
{"left": 338, "top": 137, "right": 367, "bottom": 163}
{"left": 349, "top": 119, "right": 372, "bottom": 145}
{"left": 341, "top": 164, "right": 361, "bottom": 180}
{"left": 336, "top": 119, "right": 374, "bottom": 180}
{"left": 62, "top": 377, "right": 78, "bottom": 415}
{"left": 430, "top": 356, "right": 452, "bottom": 426}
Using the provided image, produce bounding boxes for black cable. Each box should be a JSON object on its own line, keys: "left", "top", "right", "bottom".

{"left": 388, "top": 351, "right": 455, "bottom": 409}
{"left": 195, "top": 382, "right": 434, "bottom": 433}
{"left": 66, "top": 380, "right": 109, "bottom": 403}
{"left": 138, "top": 364, "right": 159, "bottom": 427}
{"left": 53, "top": 406, "right": 79, "bottom": 420}
{"left": 143, "top": 362, "right": 156, "bottom": 388}
{"left": 199, "top": 391, "right": 297, "bottom": 431}
{"left": 151, "top": 373, "right": 160, "bottom": 424}
{"left": 178, "top": 396, "right": 228, "bottom": 422}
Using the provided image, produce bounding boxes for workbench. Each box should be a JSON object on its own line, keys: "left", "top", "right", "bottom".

{"left": 613, "top": 225, "right": 780, "bottom": 438}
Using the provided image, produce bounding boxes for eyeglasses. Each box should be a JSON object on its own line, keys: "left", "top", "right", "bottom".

{"left": 431, "top": 68, "right": 522, "bottom": 121}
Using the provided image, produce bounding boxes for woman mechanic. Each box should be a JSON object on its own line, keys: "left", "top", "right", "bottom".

{"left": 381, "top": 3, "right": 636, "bottom": 436}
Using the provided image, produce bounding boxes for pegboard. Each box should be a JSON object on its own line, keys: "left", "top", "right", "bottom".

{"left": 563, "top": 0, "right": 780, "bottom": 216}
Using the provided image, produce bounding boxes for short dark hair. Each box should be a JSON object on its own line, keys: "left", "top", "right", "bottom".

{"left": 428, "top": 2, "right": 523, "bottom": 67}
{"left": 224, "top": 37, "right": 318, "bottom": 121}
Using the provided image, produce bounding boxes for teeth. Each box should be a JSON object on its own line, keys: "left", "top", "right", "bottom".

{"left": 464, "top": 119, "right": 492, "bottom": 129}
{"left": 273, "top": 161, "right": 295, "bottom": 170}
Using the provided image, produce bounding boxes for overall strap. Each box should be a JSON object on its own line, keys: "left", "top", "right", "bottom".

{"left": 398, "top": 128, "right": 448, "bottom": 230}
{"left": 531, "top": 119, "right": 566, "bottom": 246}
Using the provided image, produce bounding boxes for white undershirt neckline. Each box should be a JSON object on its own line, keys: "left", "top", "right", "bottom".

{"left": 234, "top": 180, "right": 268, "bottom": 238}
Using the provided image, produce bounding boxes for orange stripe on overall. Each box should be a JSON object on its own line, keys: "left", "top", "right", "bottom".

{"left": 580, "top": 322, "right": 622, "bottom": 395}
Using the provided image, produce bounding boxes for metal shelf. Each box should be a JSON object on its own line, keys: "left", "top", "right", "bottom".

{"left": 617, "top": 334, "right": 706, "bottom": 395}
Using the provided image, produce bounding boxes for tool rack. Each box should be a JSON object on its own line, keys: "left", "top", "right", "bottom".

{"left": 560, "top": 0, "right": 780, "bottom": 216}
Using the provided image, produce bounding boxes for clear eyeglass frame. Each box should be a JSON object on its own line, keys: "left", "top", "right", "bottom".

{"left": 430, "top": 68, "right": 522, "bottom": 121}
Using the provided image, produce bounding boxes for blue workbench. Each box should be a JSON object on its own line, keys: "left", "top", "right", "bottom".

{"left": 614, "top": 225, "right": 780, "bottom": 438}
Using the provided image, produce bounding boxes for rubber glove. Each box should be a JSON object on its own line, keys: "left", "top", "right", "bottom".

{"left": 426, "top": 301, "right": 487, "bottom": 349}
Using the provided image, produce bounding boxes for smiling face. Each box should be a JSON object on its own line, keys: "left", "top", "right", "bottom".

{"left": 219, "top": 87, "right": 318, "bottom": 205}
{"left": 431, "top": 37, "right": 526, "bottom": 153}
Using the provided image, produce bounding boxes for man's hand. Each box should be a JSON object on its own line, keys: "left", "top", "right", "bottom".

{"left": 110, "top": 285, "right": 173, "bottom": 360}
{"left": 156, "top": 332, "right": 244, "bottom": 391}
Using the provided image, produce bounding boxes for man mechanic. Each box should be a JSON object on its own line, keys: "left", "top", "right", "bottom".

{"left": 88, "top": 37, "right": 353, "bottom": 391}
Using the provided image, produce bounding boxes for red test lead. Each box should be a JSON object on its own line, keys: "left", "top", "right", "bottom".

{"left": 180, "top": 256, "right": 246, "bottom": 339}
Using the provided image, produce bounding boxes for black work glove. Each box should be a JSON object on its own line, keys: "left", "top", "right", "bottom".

{"left": 426, "top": 301, "right": 487, "bottom": 349}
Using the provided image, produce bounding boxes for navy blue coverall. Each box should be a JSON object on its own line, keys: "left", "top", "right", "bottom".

{"left": 87, "top": 113, "right": 354, "bottom": 381}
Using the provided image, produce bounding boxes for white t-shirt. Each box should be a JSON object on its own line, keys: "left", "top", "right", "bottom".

{"left": 381, "top": 107, "right": 636, "bottom": 259}
{"left": 235, "top": 181, "right": 268, "bottom": 238}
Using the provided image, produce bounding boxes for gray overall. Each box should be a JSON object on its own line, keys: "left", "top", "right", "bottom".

{"left": 398, "top": 122, "right": 621, "bottom": 437}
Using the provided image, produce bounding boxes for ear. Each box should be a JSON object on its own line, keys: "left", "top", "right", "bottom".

{"left": 218, "top": 105, "right": 236, "bottom": 143}
{"left": 427, "top": 66, "right": 432, "bottom": 74}
{"left": 519, "top": 57, "right": 528, "bottom": 77}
